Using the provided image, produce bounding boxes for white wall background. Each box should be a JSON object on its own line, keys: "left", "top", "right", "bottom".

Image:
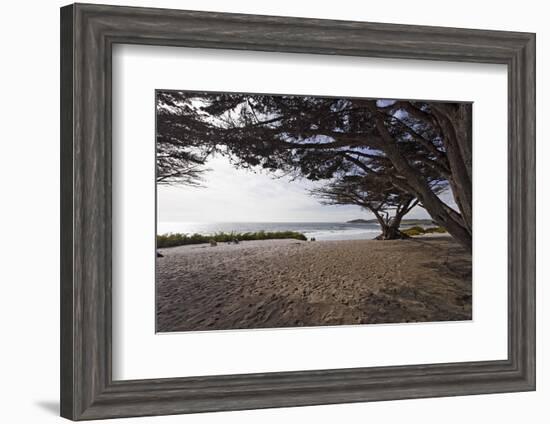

{"left": 0, "top": 0, "right": 545, "bottom": 423}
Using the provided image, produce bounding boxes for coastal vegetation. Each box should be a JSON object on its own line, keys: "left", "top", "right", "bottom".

{"left": 401, "top": 226, "right": 447, "bottom": 237}
{"left": 157, "top": 230, "right": 307, "bottom": 248}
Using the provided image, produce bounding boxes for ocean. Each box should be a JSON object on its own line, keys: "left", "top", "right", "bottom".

{"left": 157, "top": 221, "right": 382, "bottom": 241}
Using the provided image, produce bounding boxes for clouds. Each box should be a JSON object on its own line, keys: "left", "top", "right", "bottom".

{"left": 158, "top": 154, "right": 442, "bottom": 223}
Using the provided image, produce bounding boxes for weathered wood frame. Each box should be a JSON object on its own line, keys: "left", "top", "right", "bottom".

{"left": 60, "top": 3, "right": 536, "bottom": 420}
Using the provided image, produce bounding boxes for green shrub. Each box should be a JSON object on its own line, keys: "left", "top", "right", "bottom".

{"left": 157, "top": 230, "right": 307, "bottom": 248}
{"left": 424, "top": 226, "right": 446, "bottom": 234}
{"left": 402, "top": 226, "right": 447, "bottom": 237}
{"left": 402, "top": 228, "right": 424, "bottom": 236}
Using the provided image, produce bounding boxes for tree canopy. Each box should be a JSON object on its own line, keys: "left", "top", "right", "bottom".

{"left": 156, "top": 91, "right": 472, "bottom": 249}
{"left": 156, "top": 91, "right": 213, "bottom": 185}
{"left": 311, "top": 174, "right": 419, "bottom": 239}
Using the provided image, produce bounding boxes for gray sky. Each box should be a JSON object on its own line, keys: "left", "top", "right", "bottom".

{"left": 158, "top": 153, "right": 455, "bottom": 223}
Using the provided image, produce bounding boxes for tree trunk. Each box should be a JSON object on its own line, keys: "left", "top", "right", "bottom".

{"left": 432, "top": 103, "right": 472, "bottom": 236}
{"left": 366, "top": 103, "right": 472, "bottom": 250}
{"left": 388, "top": 151, "right": 471, "bottom": 247}
{"left": 374, "top": 223, "right": 410, "bottom": 240}
{"left": 372, "top": 207, "right": 410, "bottom": 240}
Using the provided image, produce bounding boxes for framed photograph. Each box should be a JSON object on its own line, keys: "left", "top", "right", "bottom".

{"left": 60, "top": 3, "right": 535, "bottom": 420}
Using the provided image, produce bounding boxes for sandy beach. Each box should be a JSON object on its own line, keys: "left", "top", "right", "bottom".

{"left": 156, "top": 236, "right": 472, "bottom": 332}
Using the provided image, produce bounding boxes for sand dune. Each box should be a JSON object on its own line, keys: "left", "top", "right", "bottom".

{"left": 156, "top": 236, "right": 472, "bottom": 332}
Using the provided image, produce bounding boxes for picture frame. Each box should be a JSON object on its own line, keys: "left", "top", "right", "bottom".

{"left": 60, "top": 3, "right": 535, "bottom": 420}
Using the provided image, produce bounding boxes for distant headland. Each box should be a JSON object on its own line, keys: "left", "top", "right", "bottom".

{"left": 346, "top": 218, "right": 435, "bottom": 226}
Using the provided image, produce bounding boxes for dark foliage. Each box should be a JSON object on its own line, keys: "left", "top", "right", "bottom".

{"left": 156, "top": 91, "right": 472, "bottom": 249}
{"left": 157, "top": 231, "right": 307, "bottom": 248}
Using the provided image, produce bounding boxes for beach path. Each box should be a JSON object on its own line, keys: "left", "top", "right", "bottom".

{"left": 156, "top": 236, "right": 472, "bottom": 332}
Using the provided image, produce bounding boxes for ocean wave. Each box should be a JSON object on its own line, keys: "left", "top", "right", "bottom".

{"left": 158, "top": 222, "right": 380, "bottom": 241}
